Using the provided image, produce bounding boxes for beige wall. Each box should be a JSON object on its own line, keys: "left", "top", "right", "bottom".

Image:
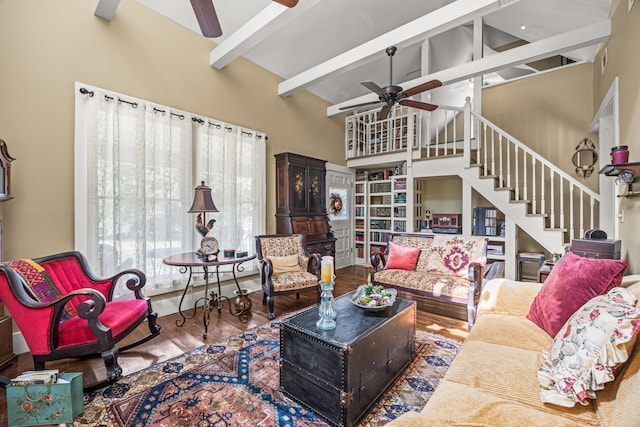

{"left": 593, "top": 1, "right": 640, "bottom": 273}
{"left": 0, "top": 1, "right": 345, "bottom": 260}
{"left": 481, "top": 62, "right": 598, "bottom": 192}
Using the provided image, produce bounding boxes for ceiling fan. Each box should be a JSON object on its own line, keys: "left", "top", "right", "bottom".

{"left": 190, "top": 0, "right": 299, "bottom": 38}
{"left": 340, "top": 46, "right": 443, "bottom": 121}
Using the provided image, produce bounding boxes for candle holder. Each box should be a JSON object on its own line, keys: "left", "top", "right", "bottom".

{"left": 329, "top": 275, "right": 337, "bottom": 320}
{"left": 316, "top": 280, "right": 336, "bottom": 330}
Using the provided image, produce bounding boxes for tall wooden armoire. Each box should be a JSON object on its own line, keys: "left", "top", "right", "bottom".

{"left": 0, "top": 139, "right": 16, "bottom": 371}
{"left": 275, "top": 152, "right": 336, "bottom": 257}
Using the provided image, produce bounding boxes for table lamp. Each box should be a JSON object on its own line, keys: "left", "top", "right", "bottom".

{"left": 188, "top": 181, "right": 220, "bottom": 259}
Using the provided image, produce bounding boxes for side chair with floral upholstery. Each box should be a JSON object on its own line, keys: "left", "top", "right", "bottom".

{"left": 255, "top": 234, "right": 321, "bottom": 320}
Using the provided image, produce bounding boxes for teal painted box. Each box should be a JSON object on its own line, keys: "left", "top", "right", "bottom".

{"left": 5, "top": 373, "right": 83, "bottom": 426}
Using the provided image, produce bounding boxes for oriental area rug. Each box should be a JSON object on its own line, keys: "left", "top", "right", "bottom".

{"left": 77, "top": 320, "right": 461, "bottom": 427}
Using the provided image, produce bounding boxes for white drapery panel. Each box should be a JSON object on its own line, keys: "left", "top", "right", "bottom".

{"left": 194, "top": 123, "right": 266, "bottom": 271}
{"left": 75, "top": 82, "right": 266, "bottom": 295}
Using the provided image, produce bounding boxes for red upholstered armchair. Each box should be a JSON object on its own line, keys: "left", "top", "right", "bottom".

{"left": 0, "top": 251, "right": 161, "bottom": 384}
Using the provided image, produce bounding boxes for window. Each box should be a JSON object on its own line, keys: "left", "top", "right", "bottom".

{"left": 74, "top": 83, "right": 266, "bottom": 294}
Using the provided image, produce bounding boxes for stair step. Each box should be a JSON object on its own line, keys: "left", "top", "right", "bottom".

{"left": 494, "top": 187, "right": 514, "bottom": 192}
{"left": 526, "top": 213, "right": 548, "bottom": 218}
{"left": 510, "top": 199, "right": 531, "bottom": 204}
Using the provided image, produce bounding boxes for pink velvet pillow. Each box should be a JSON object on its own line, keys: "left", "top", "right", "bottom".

{"left": 526, "top": 251, "right": 628, "bottom": 337}
{"left": 384, "top": 242, "right": 421, "bottom": 271}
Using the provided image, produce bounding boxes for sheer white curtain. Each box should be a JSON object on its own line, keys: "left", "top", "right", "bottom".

{"left": 75, "top": 83, "right": 266, "bottom": 294}
{"left": 194, "top": 122, "right": 266, "bottom": 272}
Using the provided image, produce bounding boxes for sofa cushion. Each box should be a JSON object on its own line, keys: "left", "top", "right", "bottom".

{"left": 477, "top": 278, "right": 543, "bottom": 318}
{"left": 537, "top": 287, "right": 640, "bottom": 408}
{"left": 391, "top": 235, "right": 433, "bottom": 272}
{"left": 426, "top": 235, "right": 487, "bottom": 278}
{"left": 526, "top": 252, "right": 627, "bottom": 337}
{"left": 384, "top": 242, "right": 421, "bottom": 271}
{"left": 269, "top": 270, "right": 318, "bottom": 292}
{"left": 374, "top": 269, "right": 470, "bottom": 300}
{"left": 467, "top": 313, "right": 552, "bottom": 352}
{"left": 413, "top": 380, "right": 600, "bottom": 427}
{"left": 441, "top": 339, "right": 600, "bottom": 426}
{"left": 594, "top": 334, "right": 640, "bottom": 426}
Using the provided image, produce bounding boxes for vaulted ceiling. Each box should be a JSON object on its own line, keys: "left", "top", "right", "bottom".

{"left": 96, "top": 0, "right": 612, "bottom": 115}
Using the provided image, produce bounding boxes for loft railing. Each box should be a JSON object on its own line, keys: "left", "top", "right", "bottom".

{"left": 345, "top": 106, "right": 420, "bottom": 159}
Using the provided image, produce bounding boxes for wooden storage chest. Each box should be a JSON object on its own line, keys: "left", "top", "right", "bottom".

{"left": 570, "top": 239, "right": 621, "bottom": 259}
{"left": 280, "top": 294, "right": 416, "bottom": 427}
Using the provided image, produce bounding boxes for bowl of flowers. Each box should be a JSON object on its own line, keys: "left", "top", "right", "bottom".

{"left": 350, "top": 284, "right": 397, "bottom": 311}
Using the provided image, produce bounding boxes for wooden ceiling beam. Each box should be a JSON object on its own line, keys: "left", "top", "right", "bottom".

{"left": 209, "top": 0, "right": 320, "bottom": 70}
{"left": 93, "top": 0, "right": 121, "bottom": 21}
{"left": 327, "top": 19, "right": 611, "bottom": 117}
{"left": 278, "top": 0, "right": 510, "bottom": 98}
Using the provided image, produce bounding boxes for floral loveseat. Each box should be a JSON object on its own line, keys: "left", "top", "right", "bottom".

{"left": 387, "top": 252, "right": 640, "bottom": 427}
{"left": 371, "top": 233, "right": 488, "bottom": 328}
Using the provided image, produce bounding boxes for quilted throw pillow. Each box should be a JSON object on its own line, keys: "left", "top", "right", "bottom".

{"left": 425, "top": 234, "right": 487, "bottom": 278}
{"left": 537, "top": 287, "right": 640, "bottom": 408}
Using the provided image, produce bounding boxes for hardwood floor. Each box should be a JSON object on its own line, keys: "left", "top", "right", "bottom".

{"left": 0, "top": 265, "right": 468, "bottom": 426}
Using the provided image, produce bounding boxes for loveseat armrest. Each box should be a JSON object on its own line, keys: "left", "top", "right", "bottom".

{"left": 466, "top": 262, "right": 484, "bottom": 330}
{"left": 370, "top": 252, "right": 387, "bottom": 271}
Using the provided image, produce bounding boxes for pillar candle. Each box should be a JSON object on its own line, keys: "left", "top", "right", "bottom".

{"left": 321, "top": 258, "right": 332, "bottom": 282}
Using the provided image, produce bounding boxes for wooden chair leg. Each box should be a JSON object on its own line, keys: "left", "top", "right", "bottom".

{"left": 266, "top": 294, "right": 275, "bottom": 320}
{"left": 102, "top": 347, "right": 123, "bottom": 382}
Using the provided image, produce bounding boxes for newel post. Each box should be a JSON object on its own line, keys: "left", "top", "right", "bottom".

{"left": 463, "top": 97, "right": 472, "bottom": 165}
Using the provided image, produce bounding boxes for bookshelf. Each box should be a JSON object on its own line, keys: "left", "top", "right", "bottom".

{"left": 354, "top": 171, "right": 368, "bottom": 264}
{"left": 392, "top": 176, "right": 407, "bottom": 233}
{"left": 472, "top": 206, "right": 506, "bottom": 278}
{"left": 369, "top": 179, "right": 392, "bottom": 254}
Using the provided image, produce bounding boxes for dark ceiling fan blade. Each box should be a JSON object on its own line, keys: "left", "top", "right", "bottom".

{"left": 190, "top": 0, "right": 222, "bottom": 38}
{"left": 273, "top": 0, "right": 299, "bottom": 6}
{"left": 361, "top": 81, "right": 390, "bottom": 99}
{"left": 400, "top": 79, "right": 443, "bottom": 98}
{"left": 378, "top": 104, "right": 393, "bottom": 120}
{"left": 399, "top": 99, "right": 439, "bottom": 112}
{"left": 339, "top": 100, "right": 384, "bottom": 110}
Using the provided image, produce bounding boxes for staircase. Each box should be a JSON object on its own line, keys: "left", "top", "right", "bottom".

{"left": 420, "top": 98, "right": 600, "bottom": 255}
{"left": 346, "top": 100, "right": 601, "bottom": 256}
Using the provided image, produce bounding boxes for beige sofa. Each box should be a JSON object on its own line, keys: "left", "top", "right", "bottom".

{"left": 371, "top": 233, "right": 488, "bottom": 328}
{"left": 386, "top": 274, "right": 640, "bottom": 427}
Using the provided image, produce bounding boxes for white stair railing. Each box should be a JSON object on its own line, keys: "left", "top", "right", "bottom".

{"left": 460, "top": 99, "right": 600, "bottom": 243}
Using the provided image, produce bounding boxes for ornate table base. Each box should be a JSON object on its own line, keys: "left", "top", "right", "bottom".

{"left": 163, "top": 253, "right": 256, "bottom": 339}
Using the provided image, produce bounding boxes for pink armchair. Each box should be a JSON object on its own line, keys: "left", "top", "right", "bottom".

{"left": 0, "top": 251, "right": 161, "bottom": 385}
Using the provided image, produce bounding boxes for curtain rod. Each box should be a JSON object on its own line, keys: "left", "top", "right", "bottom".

{"left": 79, "top": 86, "right": 266, "bottom": 139}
